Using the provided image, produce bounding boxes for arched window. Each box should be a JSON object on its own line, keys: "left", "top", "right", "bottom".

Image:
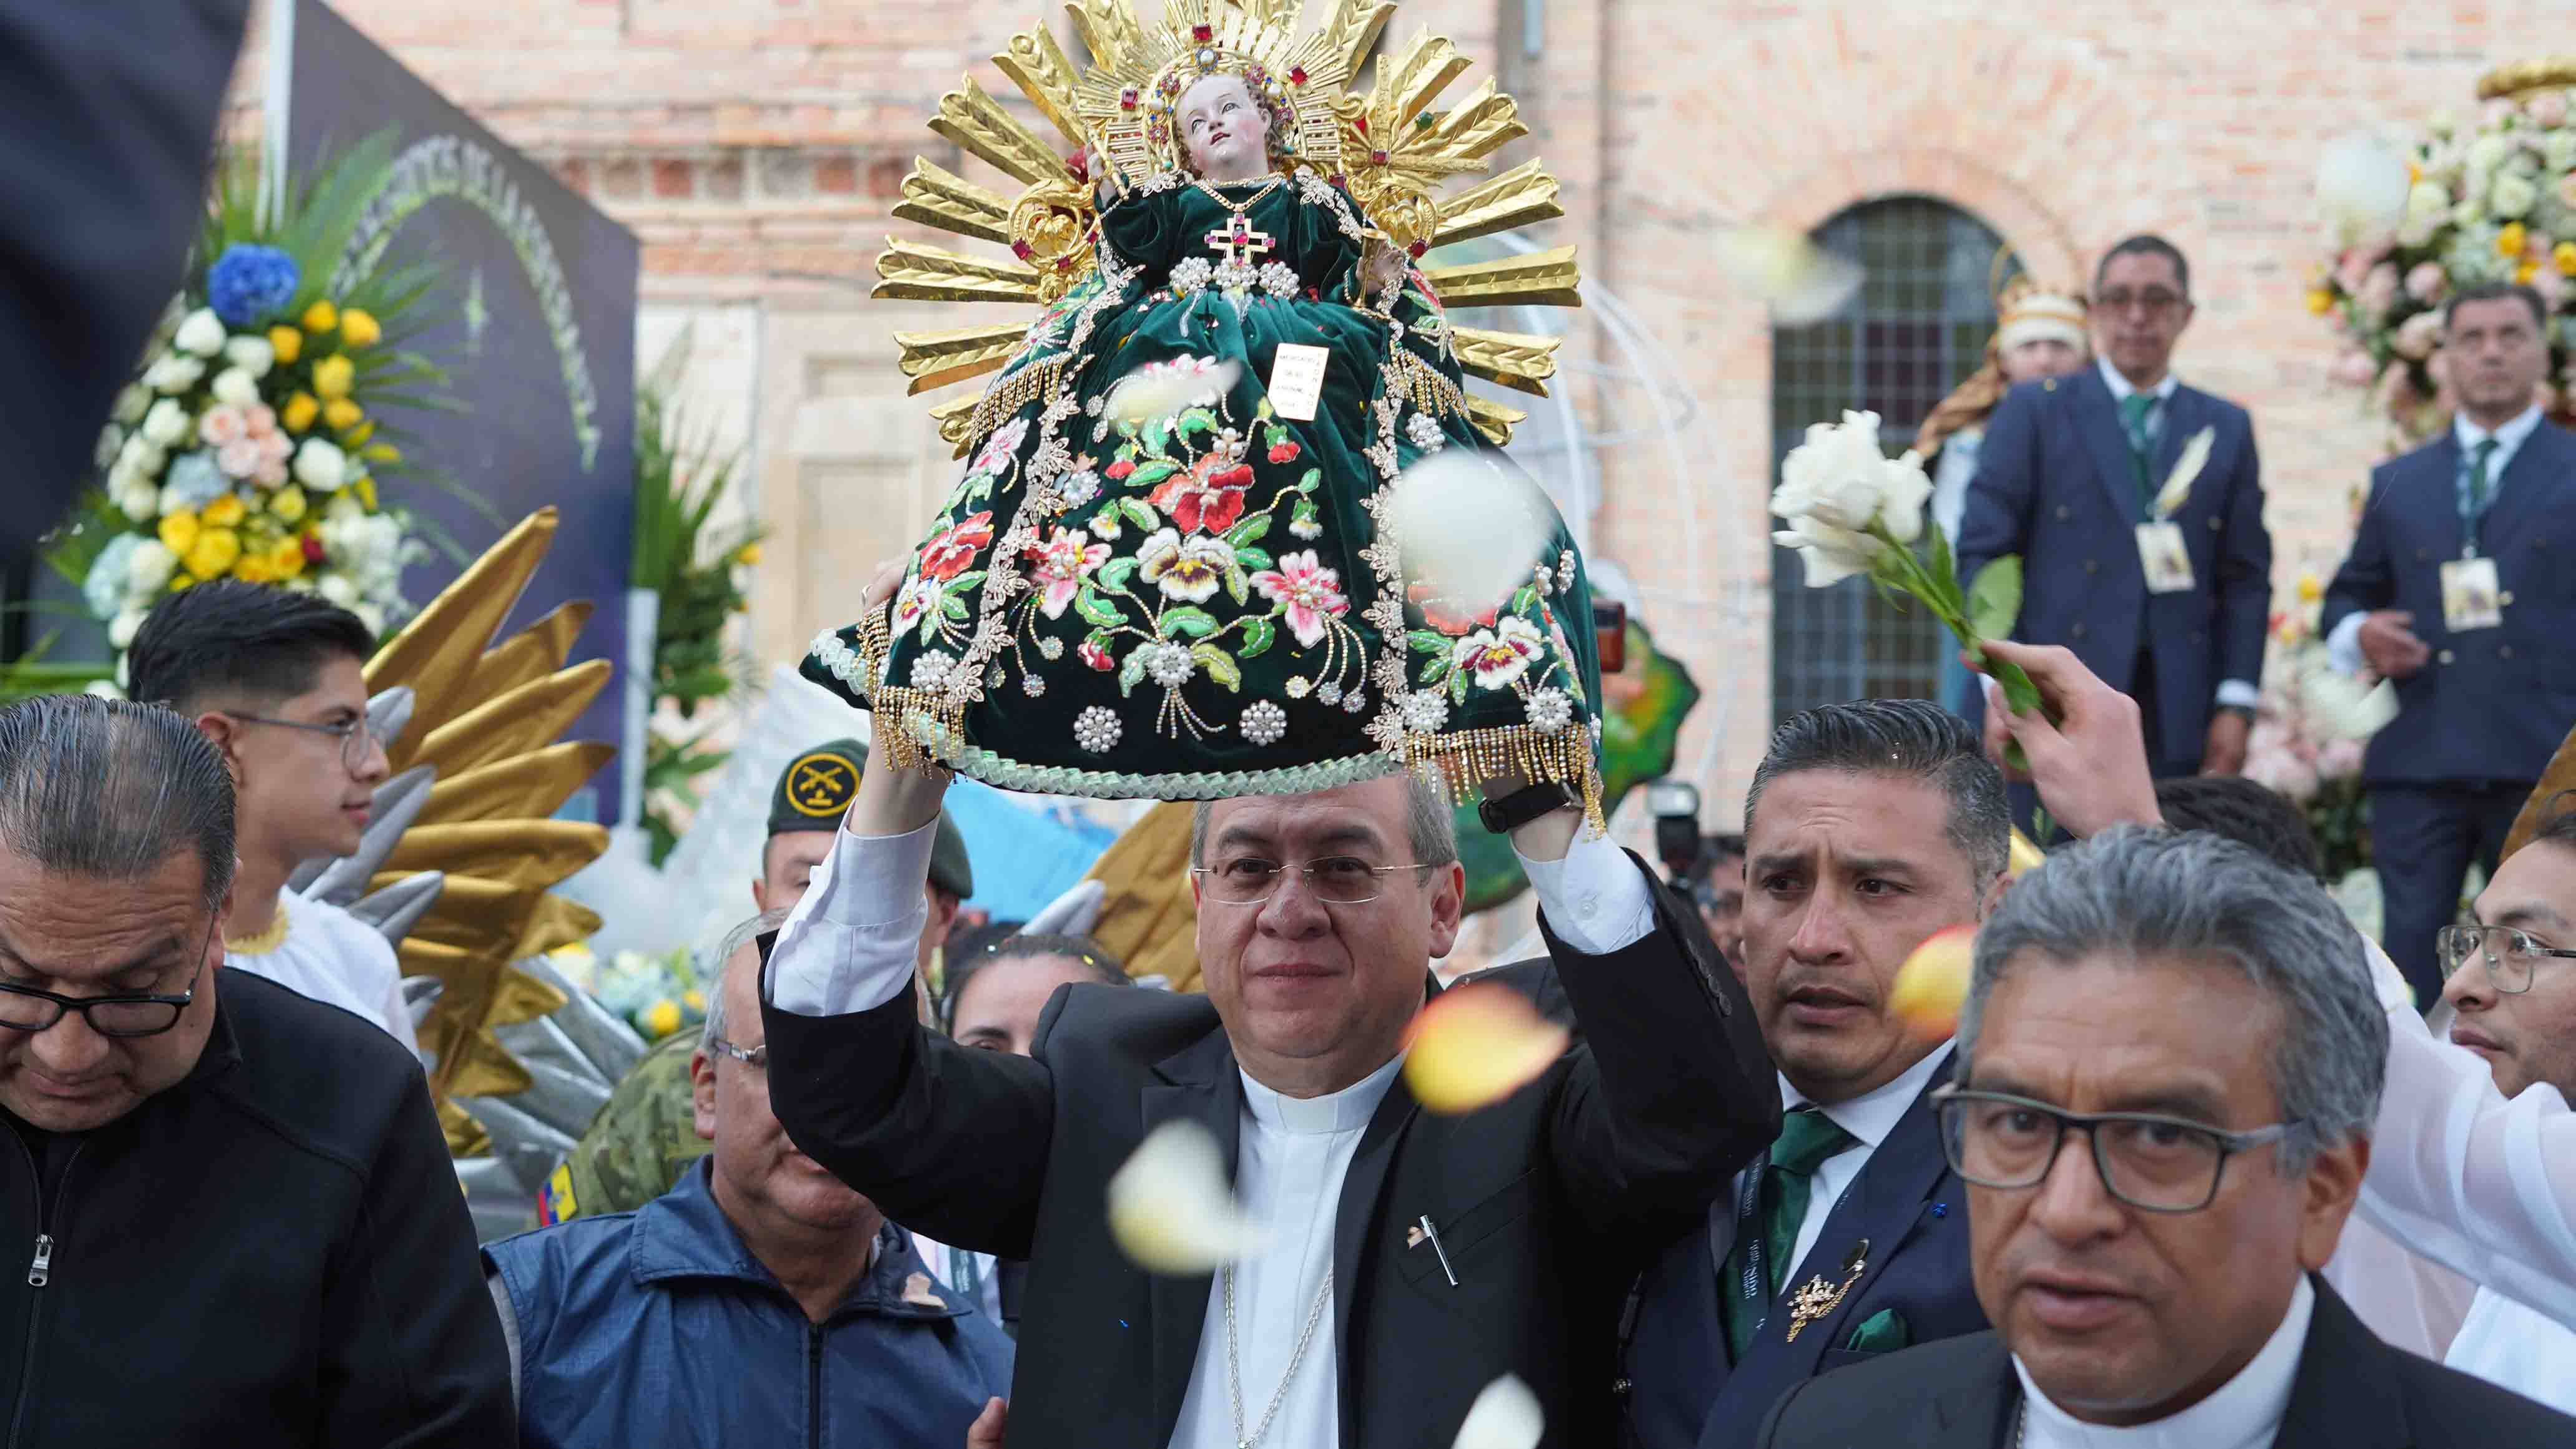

{"left": 1770, "top": 196, "right": 2011, "bottom": 720}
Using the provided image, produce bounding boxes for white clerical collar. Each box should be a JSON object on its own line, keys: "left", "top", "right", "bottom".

{"left": 2097, "top": 355, "right": 2179, "bottom": 405}
{"left": 2013, "top": 1274, "right": 2314, "bottom": 1449}
{"left": 1778, "top": 1041, "right": 1952, "bottom": 1154}
{"left": 2453, "top": 402, "right": 2542, "bottom": 453}
{"left": 1240, "top": 1053, "right": 1403, "bottom": 1136}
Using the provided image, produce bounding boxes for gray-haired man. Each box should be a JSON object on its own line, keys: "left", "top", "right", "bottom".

{"left": 1755, "top": 827, "right": 2576, "bottom": 1448}
{"left": 0, "top": 695, "right": 509, "bottom": 1447}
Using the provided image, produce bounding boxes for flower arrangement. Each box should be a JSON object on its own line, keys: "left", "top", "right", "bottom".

{"left": 546, "top": 942, "right": 708, "bottom": 1042}
{"left": 53, "top": 134, "right": 451, "bottom": 663}
{"left": 2308, "top": 82, "right": 2576, "bottom": 451}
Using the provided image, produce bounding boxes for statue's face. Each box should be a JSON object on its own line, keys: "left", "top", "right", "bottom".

{"left": 1179, "top": 72, "right": 1271, "bottom": 182}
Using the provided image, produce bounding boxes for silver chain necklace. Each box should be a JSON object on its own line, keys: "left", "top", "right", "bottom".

{"left": 1223, "top": 1262, "right": 1334, "bottom": 1449}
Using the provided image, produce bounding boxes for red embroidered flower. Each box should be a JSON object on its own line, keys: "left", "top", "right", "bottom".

{"left": 1080, "top": 639, "right": 1116, "bottom": 671}
{"left": 917, "top": 510, "right": 994, "bottom": 582}
{"left": 1105, "top": 458, "right": 1137, "bottom": 481}
{"left": 1148, "top": 457, "right": 1248, "bottom": 534}
{"left": 1267, "top": 441, "right": 1299, "bottom": 464}
{"left": 1407, "top": 582, "right": 1499, "bottom": 638}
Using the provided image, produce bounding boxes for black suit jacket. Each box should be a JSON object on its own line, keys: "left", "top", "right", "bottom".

{"left": 763, "top": 850, "right": 1778, "bottom": 1449}
{"left": 1752, "top": 1277, "right": 2576, "bottom": 1448}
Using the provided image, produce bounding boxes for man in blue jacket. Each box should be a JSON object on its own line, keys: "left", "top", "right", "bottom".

{"left": 1958, "top": 235, "right": 2272, "bottom": 803}
{"left": 2320, "top": 281, "right": 2576, "bottom": 1007}
{"left": 485, "top": 910, "right": 1012, "bottom": 1448}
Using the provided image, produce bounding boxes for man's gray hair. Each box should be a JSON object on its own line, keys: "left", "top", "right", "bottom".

{"left": 1188, "top": 767, "right": 1459, "bottom": 870}
{"left": 701, "top": 906, "right": 794, "bottom": 1052}
{"left": 0, "top": 695, "right": 236, "bottom": 912}
{"left": 1744, "top": 698, "right": 2010, "bottom": 890}
{"left": 1958, "top": 826, "right": 2387, "bottom": 1173}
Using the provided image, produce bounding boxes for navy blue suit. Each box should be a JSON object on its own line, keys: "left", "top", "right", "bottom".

{"left": 1957, "top": 367, "right": 2272, "bottom": 778}
{"left": 2320, "top": 420, "right": 2576, "bottom": 1001}
{"left": 1621, "top": 1055, "right": 1985, "bottom": 1449}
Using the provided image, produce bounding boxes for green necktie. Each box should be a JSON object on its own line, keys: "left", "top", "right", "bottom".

{"left": 2118, "top": 391, "right": 2157, "bottom": 515}
{"left": 2466, "top": 437, "right": 2500, "bottom": 514}
{"left": 1720, "top": 1108, "right": 1859, "bottom": 1359}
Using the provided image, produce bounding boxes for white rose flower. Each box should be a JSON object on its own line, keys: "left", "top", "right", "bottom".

{"left": 1772, "top": 409, "right": 1933, "bottom": 547}
{"left": 115, "top": 432, "right": 165, "bottom": 479}
{"left": 1875, "top": 449, "right": 1933, "bottom": 545}
{"left": 1772, "top": 514, "right": 1885, "bottom": 588}
{"left": 293, "top": 437, "right": 349, "bottom": 492}
{"left": 2491, "top": 173, "right": 2539, "bottom": 220}
{"left": 2546, "top": 131, "right": 2576, "bottom": 173}
{"left": 207, "top": 366, "right": 260, "bottom": 408}
{"left": 107, "top": 608, "right": 146, "bottom": 650}
{"left": 222, "top": 335, "right": 275, "bottom": 378}
{"left": 2467, "top": 134, "right": 2513, "bottom": 173}
{"left": 2405, "top": 181, "right": 2452, "bottom": 222}
{"left": 112, "top": 477, "right": 159, "bottom": 522}
{"left": 324, "top": 494, "right": 366, "bottom": 525}
{"left": 172, "top": 308, "right": 227, "bottom": 358}
{"left": 2454, "top": 196, "right": 2488, "bottom": 228}
{"left": 139, "top": 398, "right": 191, "bottom": 448}
{"left": 317, "top": 573, "right": 360, "bottom": 608}
{"left": 94, "top": 424, "right": 125, "bottom": 471}
{"left": 111, "top": 384, "right": 151, "bottom": 425}
{"left": 126, "top": 540, "right": 178, "bottom": 598}
{"left": 141, "top": 351, "right": 204, "bottom": 395}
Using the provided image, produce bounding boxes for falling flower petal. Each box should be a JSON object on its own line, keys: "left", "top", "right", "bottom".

{"left": 1713, "top": 225, "right": 1864, "bottom": 325}
{"left": 1403, "top": 980, "right": 1571, "bottom": 1115}
{"left": 2005, "top": 829, "right": 2047, "bottom": 881}
{"left": 1105, "top": 357, "right": 1242, "bottom": 424}
{"left": 1106, "top": 1120, "right": 1266, "bottom": 1273}
{"left": 2151, "top": 426, "right": 2216, "bottom": 520}
{"left": 2292, "top": 650, "right": 2399, "bottom": 741}
{"left": 2314, "top": 132, "right": 2412, "bottom": 242}
{"left": 1451, "top": 1373, "right": 1545, "bottom": 1449}
{"left": 1383, "top": 449, "right": 1558, "bottom": 622}
{"left": 1890, "top": 924, "right": 1977, "bottom": 1040}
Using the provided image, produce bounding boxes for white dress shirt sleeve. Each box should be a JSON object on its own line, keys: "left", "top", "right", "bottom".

{"left": 2325, "top": 610, "right": 2371, "bottom": 678}
{"left": 1515, "top": 830, "right": 1657, "bottom": 957}
{"left": 763, "top": 819, "right": 938, "bottom": 1017}
{"left": 2215, "top": 679, "right": 2260, "bottom": 709}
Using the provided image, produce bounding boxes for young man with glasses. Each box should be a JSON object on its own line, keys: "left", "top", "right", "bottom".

{"left": 1958, "top": 234, "right": 2274, "bottom": 819}
{"left": 126, "top": 581, "right": 410, "bottom": 1045}
{"left": 1754, "top": 827, "right": 2575, "bottom": 1448}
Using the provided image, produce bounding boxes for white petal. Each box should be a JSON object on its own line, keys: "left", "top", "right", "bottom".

{"left": 1105, "top": 358, "right": 1242, "bottom": 424}
{"left": 1451, "top": 1374, "right": 1544, "bottom": 1449}
{"left": 2315, "top": 132, "right": 2413, "bottom": 241}
{"left": 2152, "top": 426, "right": 2216, "bottom": 519}
{"left": 1106, "top": 1120, "right": 1266, "bottom": 1274}
{"left": 1383, "top": 449, "right": 1558, "bottom": 620}
{"left": 1713, "top": 226, "right": 1864, "bottom": 325}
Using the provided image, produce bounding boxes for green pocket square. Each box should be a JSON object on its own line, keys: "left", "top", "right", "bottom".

{"left": 1843, "top": 1307, "right": 1911, "bottom": 1354}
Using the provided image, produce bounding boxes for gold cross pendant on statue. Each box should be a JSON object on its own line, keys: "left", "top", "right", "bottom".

{"left": 1204, "top": 211, "right": 1276, "bottom": 270}
{"left": 1782, "top": 1237, "right": 1870, "bottom": 1343}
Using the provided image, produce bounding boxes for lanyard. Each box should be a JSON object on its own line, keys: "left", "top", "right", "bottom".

{"left": 1732, "top": 1163, "right": 1769, "bottom": 1325}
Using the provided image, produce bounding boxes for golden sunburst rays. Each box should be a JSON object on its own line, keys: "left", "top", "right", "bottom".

{"left": 882, "top": 0, "right": 1578, "bottom": 451}
{"left": 364, "top": 508, "right": 613, "bottom": 1154}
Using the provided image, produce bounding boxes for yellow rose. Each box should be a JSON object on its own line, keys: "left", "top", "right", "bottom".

{"left": 311, "top": 354, "right": 355, "bottom": 402}
{"left": 270, "top": 485, "right": 307, "bottom": 524}
{"left": 268, "top": 538, "right": 306, "bottom": 580}
{"left": 354, "top": 477, "right": 379, "bottom": 510}
{"left": 158, "top": 512, "right": 201, "bottom": 555}
{"left": 202, "top": 494, "right": 246, "bottom": 528}
{"left": 282, "top": 391, "right": 320, "bottom": 433}
{"left": 2499, "top": 223, "right": 2529, "bottom": 259}
{"left": 343, "top": 420, "right": 376, "bottom": 447}
{"left": 362, "top": 442, "right": 400, "bottom": 465}
{"left": 301, "top": 300, "right": 339, "bottom": 333}
{"left": 323, "top": 398, "right": 364, "bottom": 432}
{"left": 642, "top": 999, "right": 682, "bottom": 1040}
{"left": 2517, "top": 260, "right": 2542, "bottom": 285}
{"left": 2295, "top": 570, "right": 2322, "bottom": 603}
{"left": 186, "top": 527, "right": 241, "bottom": 580}
{"left": 233, "top": 554, "right": 271, "bottom": 585}
{"left": 338, "top": 309, "right": 381, "bottom": 348}
{"left": 266, "top": 326, "right": 303, "bottom": 364}
{"left": 681, "top": 988, "right": 706, "bottom": 1013}
{"left": 2557, "top": 241, "right": 2576, "bottom": 277}
{"left": 2305, "top": 288, "right": 2333, "bottom": 316}
{"left": 168, "top": 573, "right": 196, "bottom": 592}
{"left": 734, "top": 542, "right": 763, "bottom": 566}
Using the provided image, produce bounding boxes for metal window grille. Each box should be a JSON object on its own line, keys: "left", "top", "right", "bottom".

{"left": 1770, "top": 197, "right": 2008, "bottom": 722}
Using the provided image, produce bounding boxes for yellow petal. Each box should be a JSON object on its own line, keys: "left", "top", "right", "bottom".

{"left": 283, "top": 391, "right": 320, "bottom": 433}
{"left": 301, "top": 300, "right": 339, "bottom": 333}
{"left": 266, "top": 326, "right": 303, "bottom": 364}
{"left": 1451, "top": 1373, "right": 1545, "bottom": 1449}
{"left": 323, "top": 398, "right": 364, "bottom": 431}
{"left": 2152, "top": 426, "right": 2215, "bottom": 519}
{"left": 1712, "top": 225, "right": 1864, "bottom": 325}
{"left": 338, "top": 308, "right": 381, "bottom": 347}
{"left": 1402, "top": 980, "right": 1571, "bottom": 1115}
{"left": 2005, "top": 831, "right": 2046, "bottom": 881}
{"left": 311, "top": 354, "right": 355, "bottom": 402}
{"left": 1106, "top": 1120, "right": 1266, "bottom": 1273}
{"left": 1890, "top": 924, "right": 1977, "bottom": 1040}
{"left": 158, "top": 512, "right": 201, "bottom": 555}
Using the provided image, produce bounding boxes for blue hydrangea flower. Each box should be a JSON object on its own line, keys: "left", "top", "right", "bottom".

{"left": 204, "top": 244, "right": 301, "bottom": 329}
{"left": 84, "top": 534, "right": 142, "bottom": 619}
{"left": 162, "top": 450, "right": 230, "bottom": 512}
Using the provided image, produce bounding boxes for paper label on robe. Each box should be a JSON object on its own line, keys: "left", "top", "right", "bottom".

{"left": 1267, "top": 343, "right": 1330, "bottom": 422}
{"left": 2441, "top": 557, "right": 2504, "bottom": 632}
{"left": 2135, "top": 522, "right": 2196, "bottom": 593}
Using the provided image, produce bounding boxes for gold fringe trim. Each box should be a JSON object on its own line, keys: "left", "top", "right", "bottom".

{"left": 1386, "top": 348, "right": 1466, "bottom": 420}
{"left": 965, "top": 355, "right": 1068, "bottom": 447}
{"left": 1401, "top": 724, "right": 1606, "bottom": 836}
{"left": 867, "top": 686, "right": 970, "bottom": 778}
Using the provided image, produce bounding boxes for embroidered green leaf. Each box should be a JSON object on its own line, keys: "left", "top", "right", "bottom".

{"left": 1118, "top": 647, "right": 1147, "bottom": 697}
{"left": 1177, "top": 407, "right": 1219, "bottom": 437}
{"left": 940, "top": 594, "right": 968, "bottom": 620}
{"left": 1297, "top": 469, "right": 1321, "bottom": 492}
{"left": 945, "top": 570, "right": 986, "bottom": 594}
{"left": 1224, "top": 514, "right": 1271, "bottom": 548}
{"left": 1120, "top": 497, "right": 1161, "bottom": 532}
{"left": 1161, "top": 607, "right": 1219, "bottom": 638}
{"left": 1098, "top": 556, "right": 1139, "bottom": 592}
{"left": 1510, "top": 585, "right": 1539, "bottom": 615}
{"left": 1234, "top": 546, "right": 1273, "bottom": 572}
{"left": 1408, "top": 630, "right": 1453, "bottom": 655}
{"left": 1966, "top": 556, "right": 2024, "bottom": 646}
{"left": 1128, "top": 461, "right": 1181, "bottom": 489}
{"left": 1448, "top": 666, "right": 1470, "bottom": 705}
{"left": 1076, "top": 586, "right": 1123, "bottom": 628}
{"left": 1239, "top": 615, "right": 1276, "bottom": 658}
{"left": 1191, "top": 643, "right": 1242, "bottom": 692}
{"left": 1225, "top": 565, "right": 1249, "bottom": 606}
{"left": 917, "top": 611, "right": 943, "bottom": 646}
{"left": 1141, "top": 417, "right": 1172, "bottom": 454}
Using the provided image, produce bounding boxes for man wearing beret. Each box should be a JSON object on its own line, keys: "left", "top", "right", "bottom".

{"left": 545, "top": 739, "right": 975, "bottom": 1224}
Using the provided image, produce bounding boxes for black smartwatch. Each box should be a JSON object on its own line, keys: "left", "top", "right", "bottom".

{"left": 1478, "top": 781, "right": 1578, "bottom": 835}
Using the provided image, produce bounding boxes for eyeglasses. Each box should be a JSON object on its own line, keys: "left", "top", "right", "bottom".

{"left": 2437, "top": 924, "right": 2576, "bottom": 995}
{"left": 223, "top": 710, "right": 378, "bottom": 775}
{"left": 1931, "top": 1086, "right": 2301, "bottom": 1214}
{"left": 1191, "top": 856, "right": 1435, "bottom": 907}
{"left": 0, "top": 924, "right": 211, "bottom": 1039}
{"left": 2095, "top": 287, "right": 2186, "bottom": 318}
{"left": 705, "top": 1038, "right": 767, "bottom": 1070}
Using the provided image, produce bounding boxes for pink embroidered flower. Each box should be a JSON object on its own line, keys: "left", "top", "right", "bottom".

{"left": 970, "top": 417, "right": 1031, "bottom": 479}
{"left": 1148, "top": 455, "right": 1252, "bottom": 534}
{"left": 1105, "top": 458, "right": 1138, "bottom": 481}
{"left": 1137, "top": 527, "right": 1232, "bottom": 603}
{"left": 1249, "top": 550, "right": 1349, "bottom": 647}
{"left": 1451, "top": 616, "right": 1546, "bottom": 691}
{"left": 917, "top": 511, "right": 995, "bottom": 582}
{"left": 1406, "top": 582, "right": 1498, "bottom": 638}
{"left": 1080, "top": 639, "right": 1116, "bottom": 671}
{"left": 1024, "top": 527, "right": 1111, "bottom": 618}
{"left": 198, "top": 406, "right": 247, "bottom": 448}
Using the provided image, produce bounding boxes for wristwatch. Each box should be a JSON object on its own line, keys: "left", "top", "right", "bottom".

{"left": 1478, "top": 781, "right": 1578, "bottom": 834}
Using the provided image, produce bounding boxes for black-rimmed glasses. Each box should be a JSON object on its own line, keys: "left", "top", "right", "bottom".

{"left": 705, "top": 1038, "right": 767, "bottom": 1070}
{"left": 1931, "top": 1085, "right": 2301, "bottom": 1214}
{"left": 0, "top": 924, "right": 212, "bottom": 1038}
{"left": 2438, "top": 924, "right": 2576, "bottom": 995}
{"left": 222, "top": 710, "right": 377, "bottom": 774}
{"left": 2095, "top": 287, "right": 2186, "bottom": 318}
{"left": 1191, "top": 856, "right": 1436, "bottom": 907}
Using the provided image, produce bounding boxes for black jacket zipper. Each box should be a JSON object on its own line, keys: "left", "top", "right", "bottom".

{"left": 806, "top": 1322, "right": 824, "bottom": 1449}
{"left": 5, "top": 1133, "right": 84, "bottom": 1449}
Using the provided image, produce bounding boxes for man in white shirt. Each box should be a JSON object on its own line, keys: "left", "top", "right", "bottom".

{"left": 2318, "top": 281, "right": 2576, "bottom": 1007}
{"left": 756, "top": 661, "right": 1777, "bottom": 1447}
{"left": 1624, "top": 700, "right": 2006, "bottom": 1449}
{"left": 1755, "top": 827, "right": 2576, "bottom": 1449}
{"left": 127, "top": 581, "right": 412, "bottom": 1047}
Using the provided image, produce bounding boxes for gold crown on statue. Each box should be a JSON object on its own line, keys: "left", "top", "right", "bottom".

{"left": 1076, "top": 0, "right": 1355, "bottom": 182}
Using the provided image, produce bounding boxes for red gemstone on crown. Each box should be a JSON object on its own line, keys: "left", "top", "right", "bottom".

{"left": 1012, "top": 240, "right": 1035, "bottom": 260}
{"left": 1288, "top": 66, "right": 1307, "bottom": 85}
{"left": 1191, "top": 22, "right": 1212, "bottom": 41}
{"left": 1120, "top": 87, "right": 1139, "bottom": 109}
{"left": 1370, "top": 150, "right": 1388, "bottom": 165}
{"left": 1407, "top": 240, "right": 1428, "bottom": 258}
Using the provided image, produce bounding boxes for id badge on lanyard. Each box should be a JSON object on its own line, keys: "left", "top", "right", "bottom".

{"left": 1732, "top": 1167, "right": 1769, "bottom": 1321}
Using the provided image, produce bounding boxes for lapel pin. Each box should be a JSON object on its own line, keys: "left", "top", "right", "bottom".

{"left": 1784, "top": 1237, "right": 1870, "bottom": 1343}
{"left": 1417, "top": 1214, "right": 1459, "bottom": 1287}
{"left": 1931, "top": 1202, "right": 1948, "bottom": 1219}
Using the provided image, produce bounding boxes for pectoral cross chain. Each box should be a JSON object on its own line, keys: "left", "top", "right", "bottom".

{"left": 1205, "top": 212, "right": 1275, "bottom": 268}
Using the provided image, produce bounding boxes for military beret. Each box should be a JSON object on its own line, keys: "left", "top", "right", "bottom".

{"left": 768, "top": 738, "right": 973, "bottom": 899}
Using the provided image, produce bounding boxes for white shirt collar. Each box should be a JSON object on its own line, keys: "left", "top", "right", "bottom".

{"left": 1240, "top": 1052, "right": 1403, "bottom": 1136}
{"left": 2097, "top": 354, "right": 2180, "bottom": 405}
{"left": 2453, "top": 402, "right": 2543, "bottom": 453}
{"left": 1779, "top": 1041, "right": 1954, "bottom": 1152}
{"left": 2014, "top": 1275, "right": 2315, "bottom": 1449}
